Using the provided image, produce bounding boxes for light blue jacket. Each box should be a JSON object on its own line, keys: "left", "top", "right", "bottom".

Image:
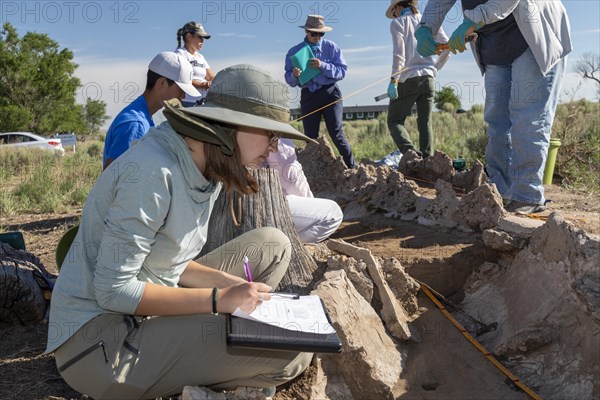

{"left": 421, "top": 0, "right": 572, "bottom": 75}
{"left": 47, "top": 123, "right": 222, "bottom": 353}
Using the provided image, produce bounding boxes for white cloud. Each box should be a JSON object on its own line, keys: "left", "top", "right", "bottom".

{"left": 344, "top": 45, "right": 389, "bottom": 54}
{"left": 74, "top": 56, "right": 147, "bottom": 126}
{"left": 572, "top": 29, "right": 600, "bottom": 35}
{"left": 215, "top": 33, "right": 257, "bottom": 38}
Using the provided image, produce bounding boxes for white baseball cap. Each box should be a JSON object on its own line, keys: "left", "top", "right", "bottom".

{"left": 148, "top": 52, "right": 201, "bottom": 98}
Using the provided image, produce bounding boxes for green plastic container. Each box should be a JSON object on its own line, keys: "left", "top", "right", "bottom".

{"left": 453, "top": 157, "right": 466, "bottom": 171}
{"left": 543, "top": 138, "right": 561, "bottom": 185}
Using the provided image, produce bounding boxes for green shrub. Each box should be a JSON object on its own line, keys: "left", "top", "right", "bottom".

{"left": 442, "top": 102, "right": 456, "bottom": 113}
{"left": 553, "top": 99, "right": 600, "bottom": 193}
{"left": 1, "top": 146, "right": 102, "bottom": 215}
{"left": 86, "top": 142, "right": 103, "bottom": 158}
{"left": 0, "top": 148, "right": 55, "bottom": 179}
{"left": 470, "top": 104, "right": 484, "bottom": 113}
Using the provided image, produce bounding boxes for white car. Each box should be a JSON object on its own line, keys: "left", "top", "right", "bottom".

{"left": 0, "top": 132, "right": 65, "bottom": 156}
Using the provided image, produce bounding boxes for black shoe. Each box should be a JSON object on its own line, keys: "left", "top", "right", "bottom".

{"left": 504, "top": 200, "right": 546, "bottom": 215}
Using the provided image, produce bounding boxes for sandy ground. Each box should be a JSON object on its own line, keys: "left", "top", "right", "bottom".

{"left": 0, "top": 184, "right": 597, "bottom": 400}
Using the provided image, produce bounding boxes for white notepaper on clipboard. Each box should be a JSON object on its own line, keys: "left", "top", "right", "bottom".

{"left": 232, "top": 294, "right": 335, "bottom": 335}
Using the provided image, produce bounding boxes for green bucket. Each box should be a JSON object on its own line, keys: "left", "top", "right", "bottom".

{"left": 543, "top": 138, "right": 561, "bottom": 185}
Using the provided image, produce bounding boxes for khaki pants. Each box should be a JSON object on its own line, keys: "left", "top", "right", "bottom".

{"left": 54, "top": 228, "right": 312, "bottom": 399}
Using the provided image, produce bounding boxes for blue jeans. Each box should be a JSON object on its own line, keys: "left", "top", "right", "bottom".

{"left": 484, "top": 48, "right": 566, "bottom": 205}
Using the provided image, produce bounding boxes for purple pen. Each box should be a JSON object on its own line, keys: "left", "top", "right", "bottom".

{"left": 243, "top": 256, "right": 253, "bottom": 282}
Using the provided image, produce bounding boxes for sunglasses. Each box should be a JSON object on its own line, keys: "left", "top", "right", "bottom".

{"left": 305, "top": 30, "right": 324, "bottom": 38}
{"left": 269, "top": 131, "right": 282, "bottom": 145}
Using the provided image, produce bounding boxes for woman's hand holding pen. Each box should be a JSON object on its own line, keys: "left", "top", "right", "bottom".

{"left": 218, "top": 282, "right": 272, "bottom": 314}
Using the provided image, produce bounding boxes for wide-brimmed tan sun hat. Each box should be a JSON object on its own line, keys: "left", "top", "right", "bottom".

{"left": 386, "top": 0, "right": 416, "bottom": 18}
{"left": 299, "top": 15, "right": 333, "bottom": 32}
{"left": 165, "top": 64, "right": 316, "bottom": 151}
{"left": 386, "top": 0, "right": 402, "bottom": 19}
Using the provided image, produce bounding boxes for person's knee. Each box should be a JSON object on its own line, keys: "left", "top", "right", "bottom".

{"left": 331, "top": 203, "right": 343, "bottom": 227}
{"left": 251, "top": 227, "right": 291, "bottom": 263}
{"left": 321, "top": 203, "right": 344, "bottom": 240}
{"left": 302, "top": 201, "right": 343, "bottom": 243}
{"left": 281, "top": 352, "right": 313, "bottom": 382}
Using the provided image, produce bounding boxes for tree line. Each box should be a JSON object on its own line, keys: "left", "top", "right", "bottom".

{"left": 0, "top": 22, "right": 108, "bottom": 136}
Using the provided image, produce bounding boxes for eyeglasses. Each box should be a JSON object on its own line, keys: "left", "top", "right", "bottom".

{"left": 305, "top": 30, "right": 324, "bottom": 38}
{"left": 195, "top": 33, "right": 205, "bottom": 41}
{"left": 269, "top": 131, "right": 281, "bottom": 145}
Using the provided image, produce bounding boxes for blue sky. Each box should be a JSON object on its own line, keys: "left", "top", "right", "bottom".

{"left": 2, "top": 1, "right": 599, "bottom": 127}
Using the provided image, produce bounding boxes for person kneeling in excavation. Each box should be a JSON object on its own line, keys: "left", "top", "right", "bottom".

{"left": 46, "top": 65, "right": 314, "bottom": 400}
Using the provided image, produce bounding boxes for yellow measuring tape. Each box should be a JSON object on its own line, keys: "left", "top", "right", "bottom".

{"left": 420, "top": 285, "right": 543, "bottom": 400}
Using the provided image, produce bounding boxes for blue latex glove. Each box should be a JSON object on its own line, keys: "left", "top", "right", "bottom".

{"left": 387, "top": 82, "right": 398, "bottom": 100}
{"left": 449, "top": 18, "right": 483, "bottom": 54}
{"left": 415, "top": 26, "right": 438, "bottom": 57}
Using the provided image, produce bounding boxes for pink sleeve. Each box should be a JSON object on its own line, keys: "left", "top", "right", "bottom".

{"left": 266, "top": 139, "right": 314, "bottom": 198}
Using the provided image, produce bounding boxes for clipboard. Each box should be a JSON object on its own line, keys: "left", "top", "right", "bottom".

{"left": 290, "top": 45, "right": 321, "bottom": 86}
{"left": 226, "top": 296, "right": 342, "bottom": 353}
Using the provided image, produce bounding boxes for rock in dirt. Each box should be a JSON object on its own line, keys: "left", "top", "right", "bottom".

{"left": 297, "top": 137, "right": 348, "bottom": 201}
{"left": 327, "top": 255, "right": 374, "bottom": 304}
{"left": 398, "top": 150, "right": 455, "bottom": 184}
{"left": 451, "top": 159, "right": 487, "bottom": 193}
{"left": 306, "top": 356, "right": 354, "bottom": 400}
{"left": 327, "top": 239, "right": 414, "bottom": 340}
{"left": 452, "top": 183, "right": 506, "bottom": 231}
{"left": 419, "top": 179, "right": 459, "bottom": 227}
{"left": 380, "top": 258, "right": 421, "bottom": 317}
{"left": 181, "top": 386, "right": 269, "bottom": 400}
{"left": 312, "top": 270, "right": 405, "bottom": 400}
{"left": 461, "top": 213, "right": 600, "bottom": 399}
{"left": 482, "top": 228, "right": 527, "bottom": 252}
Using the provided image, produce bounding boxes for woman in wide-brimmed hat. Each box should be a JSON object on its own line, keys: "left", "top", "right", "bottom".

{"left": 176, "top": 21, "right": 215, "bottom": 106}
{"left": 46, "top": 64, "right": 314, "bottom": 400}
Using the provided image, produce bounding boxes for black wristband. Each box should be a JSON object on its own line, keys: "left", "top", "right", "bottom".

{"left": 211, "top": 287, "right": 219, "bottom": 315}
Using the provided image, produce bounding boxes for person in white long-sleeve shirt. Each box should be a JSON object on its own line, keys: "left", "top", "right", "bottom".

{"left": 266, "top": 138, "right": 343, "bottom": 243}
{"left": 385, "top": 0, "right": 450, "bottom": 158}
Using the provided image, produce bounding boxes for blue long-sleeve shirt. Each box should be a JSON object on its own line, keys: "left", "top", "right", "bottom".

{"left": 284, "top": 38, "right": 347, "bottom": 92}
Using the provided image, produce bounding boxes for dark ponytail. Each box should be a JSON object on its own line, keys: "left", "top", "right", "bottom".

{"left": 176, "top": 28, "right": 183, "bottom": 48}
